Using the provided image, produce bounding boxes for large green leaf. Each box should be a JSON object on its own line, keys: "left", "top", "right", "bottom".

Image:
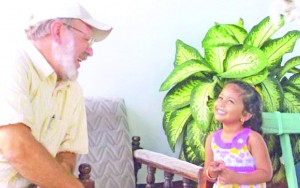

{"left": 242, "top": 68, "right": 268, "bottom": 85}
{"left": 182, "top": 132, "right": 202, "bottom": 165}
{"left": 260, "top": 77, "right": 283, "bottom": 112}
{"left": 165, "top": 107, "right": 191, "bottom": 151}
{"left": 220, "top": 45, "right": 268, "bottom": 78}
{"left": 190, "top": 81, "right": 216, "bottom": 132}
{"left": 244, "top": 15, "right": 284, "bottom": 47}
{"left": 289, "top": 67, "right": 300, "bottom": 74}
{"left": 277, "top": 56, "right": 300, "bottom": 80}
{"left": 182, "top": 112, "right": 218, "bottom": 164}
{"left": 162, "top": 76, "right": 204, "bottom": 111}
{"left": 175, "top": 39, "right": 205, "bottom": 66}
{"left": 283, "top": 73, "right": 300, "bottom": 95}
{"left": 160, "top": 60, "right": 212, "bottom": 91}
{"left": 185, "top": 120, "right": 207, "bottom": 162}
{"left": 205, "top": 46, "right": 228, "bottom": 74}
{"left": 283, "top": 85, "right": 300, "bottom": 97}
{"left": 267, "top": 58, "right": 283, "bottom": 76}
{"left": 206, "top": 98, "right": 221, "bottom": 131}
{"left": 262, "top": 30, "right": 300, "bottom": 70}
{"left": 219, "top": 24, "right": 248, "bottom": 44}
{"left": 236, "top": 18, "right": 244, "bottom": 28}
{"left": 288, "top": 73, "right": 300, "bottom": 89}
{"left": 163, "top": 111, "right": 173, "bottom": 131}
{"left": 202, "top": 24, "right": 240, "bottom": 48}
{"left": 283, "top": 92, "right": 300, "bottom": 113}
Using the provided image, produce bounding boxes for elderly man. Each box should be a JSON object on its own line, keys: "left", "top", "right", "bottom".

{"left": 0, "top": 1, "right": 112, "bottom": 187}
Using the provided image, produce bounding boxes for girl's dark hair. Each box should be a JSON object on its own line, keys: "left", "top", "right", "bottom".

{"left": 224, "top": 80, "right": 263, "bottom": 134}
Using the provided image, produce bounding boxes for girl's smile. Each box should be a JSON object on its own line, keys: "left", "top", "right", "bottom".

{"left": 214, "top": 84, "right": 247, "bottom": 127}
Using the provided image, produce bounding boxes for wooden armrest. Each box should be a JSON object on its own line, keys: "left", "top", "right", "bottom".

{"left": 78, "top": 136, "right": 213, "bottom": 188}
{"left": 134, "top": 149, "right": 201, "bottom": 181}
{"left": 133, "top": 149, "right": 213, "bottom": 188}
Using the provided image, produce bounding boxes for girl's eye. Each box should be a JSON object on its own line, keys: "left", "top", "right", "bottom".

{"left": 218, "top": 96, "right": 223, "bottom": 100}
{"left": 228, "top": 100, "right": 234, "bottom": 104}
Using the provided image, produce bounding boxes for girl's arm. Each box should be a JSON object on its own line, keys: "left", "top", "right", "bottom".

{"left": 204, "top": 133, "right": 218, "bottom": 182}
{"left": 218, "top": 131, "right": 273, "bottom": 185}
{"left": 247, "top": 131, "right": 273, "bottom": 183}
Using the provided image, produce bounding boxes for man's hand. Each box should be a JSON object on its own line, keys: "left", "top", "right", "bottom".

{"left": 56, "top": 152, "right": 77, "bottom": 173}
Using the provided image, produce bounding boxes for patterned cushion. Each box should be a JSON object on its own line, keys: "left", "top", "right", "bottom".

{"left": 75, "top": 97, "right": 135, "bottom": 188}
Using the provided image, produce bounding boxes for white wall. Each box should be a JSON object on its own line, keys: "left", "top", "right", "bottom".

{"left": 1, "top": 0, "right": 299, "bottom": 184}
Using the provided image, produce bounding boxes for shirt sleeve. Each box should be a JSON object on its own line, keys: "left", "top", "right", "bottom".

{"left": 0, "top": 51, "right": 33, "bottom": 128}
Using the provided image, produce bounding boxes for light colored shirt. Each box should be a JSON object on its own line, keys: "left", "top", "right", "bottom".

{"left": 0, "top": 39, "right": 88, "bottom": 187}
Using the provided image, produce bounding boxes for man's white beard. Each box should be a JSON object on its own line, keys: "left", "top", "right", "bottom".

{"left": 52, "top": 35, "right": 78, "bottom": 81}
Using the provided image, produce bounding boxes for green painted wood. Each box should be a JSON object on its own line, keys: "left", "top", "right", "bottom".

{"left": 261, "top": 111, "right": 300, "bottom": 188}
{"left": 280, "top": 134, "right": 298, "bottom": 188}
{"left": 262, "top": 112, "right": 300, "bottom": 134}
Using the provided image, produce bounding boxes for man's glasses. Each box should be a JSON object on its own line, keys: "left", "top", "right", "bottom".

{"left": 63, "top": 23, "right": 95, "bottom": 47}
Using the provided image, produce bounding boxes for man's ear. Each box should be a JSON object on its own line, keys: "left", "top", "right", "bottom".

{"left": 49, "top": 21, "right": 63, "bottom": 43}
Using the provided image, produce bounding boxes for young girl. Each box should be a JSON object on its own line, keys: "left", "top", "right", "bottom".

{"left": 204, "top": 80, "right": 273, "bottom": 187}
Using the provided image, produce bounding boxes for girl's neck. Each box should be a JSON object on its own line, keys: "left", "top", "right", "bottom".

{"left": 221, "top": 124, "right": 244, "bottom": 142}
{"left": 222, "top": 124, "right": 244, "bottom": 133}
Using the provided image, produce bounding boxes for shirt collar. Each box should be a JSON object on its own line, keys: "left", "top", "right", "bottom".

{"left": 21, "top": 37, "right": 73, "bottom": 88}
{"left": 22, "top": 38, "right": 55, "bottom": 80}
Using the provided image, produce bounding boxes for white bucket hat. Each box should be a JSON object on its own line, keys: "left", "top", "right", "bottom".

{"left": 28, "top": 0, "right": 112, "bottom": 42}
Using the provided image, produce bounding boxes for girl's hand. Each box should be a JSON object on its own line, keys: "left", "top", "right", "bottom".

{"left": 208, "top": 160, "right": 225, "bottom": 178}
{"left": 217, "top": 167, "right": 237, "bottom": 185}
{"left": 209, "top": 160, "right": 225, "bottom": 173}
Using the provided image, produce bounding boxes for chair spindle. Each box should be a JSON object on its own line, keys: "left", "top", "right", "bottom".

{"left": 78, "top": 163, "right": 95, "bottom": 188}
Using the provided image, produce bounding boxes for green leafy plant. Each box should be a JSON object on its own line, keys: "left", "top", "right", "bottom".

{"left": 159, "top": 15, "right": 300, "bottom": 185}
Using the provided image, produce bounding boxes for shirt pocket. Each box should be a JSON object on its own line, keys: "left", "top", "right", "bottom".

{"left": 40, "top": 118, "right": 65, "bottom": 156}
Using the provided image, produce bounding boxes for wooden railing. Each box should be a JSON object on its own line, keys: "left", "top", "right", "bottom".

{"left": 133, "top": 149, "right": 202, "bottom": 187}
{"left": 78, "top": 136, "right": 212, "bottom": 188}
{"left": 78, "top": 163, "right": 95, "bottom": 188}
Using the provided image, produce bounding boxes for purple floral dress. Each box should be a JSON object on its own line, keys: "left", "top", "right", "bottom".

{"left": 211, "top": 128, "right": 266, "bottom": 188}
